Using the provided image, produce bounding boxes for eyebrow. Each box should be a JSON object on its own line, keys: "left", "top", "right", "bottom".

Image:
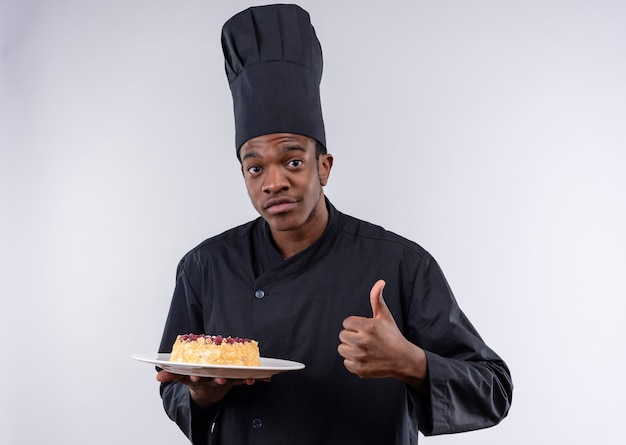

{"left": 241, "top": 144, "right": 306, "bottom": 161}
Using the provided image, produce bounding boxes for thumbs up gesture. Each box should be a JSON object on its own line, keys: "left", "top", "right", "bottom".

{"left": 338, "top": 280, "right": 428, "bottom": 386}
{"left": 369, "top": 279, "right": 392, "bottom": 320}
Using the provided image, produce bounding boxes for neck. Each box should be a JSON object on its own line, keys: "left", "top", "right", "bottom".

{"left": 270, "top": 197, "right": 329, "bottom": 259}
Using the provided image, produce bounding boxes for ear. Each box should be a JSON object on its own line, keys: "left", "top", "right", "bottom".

{"left": 318, "top": 154, "right": 334, "bottom": 186}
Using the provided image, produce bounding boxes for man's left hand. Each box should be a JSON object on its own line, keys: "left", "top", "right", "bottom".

{"left": 337, "top": 279, "right": 429, "bottom": 391}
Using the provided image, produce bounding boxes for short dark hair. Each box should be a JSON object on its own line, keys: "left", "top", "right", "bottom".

{"left": 237, "top": 137, "right": 327, "bottom": 163}
{"left": 314, "top": 139, "right": 327, "bottom": 159}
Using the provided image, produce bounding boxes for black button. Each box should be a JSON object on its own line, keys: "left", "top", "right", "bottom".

{"left": 252, "top": 418, "right": 262, "bottom": 429}
{"left": 254, "top": 290, "right": 265, "bottom": 299}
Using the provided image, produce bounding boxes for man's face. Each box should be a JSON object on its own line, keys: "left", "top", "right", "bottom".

{"left": 239, "top": 133, "right": 333, "bottom": 235}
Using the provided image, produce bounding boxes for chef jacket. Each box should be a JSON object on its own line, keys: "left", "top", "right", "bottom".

{"left": 158, "top": 199, "right": 513, "bottom": 444}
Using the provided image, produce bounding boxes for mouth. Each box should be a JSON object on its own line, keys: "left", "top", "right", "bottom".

{"left": 264, "top": 197, "right": 299, "bottom": 214}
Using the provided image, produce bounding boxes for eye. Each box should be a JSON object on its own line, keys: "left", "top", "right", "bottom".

{"left": 288, "top": 159, "right": 303, "bottom": 168}
{"left": 247, "top": 166, "right": 262, "bottom": 175}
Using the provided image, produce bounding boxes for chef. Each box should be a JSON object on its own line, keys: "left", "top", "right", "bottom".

{"left": 156, "top": 4, "right": 513, "bottom": 444}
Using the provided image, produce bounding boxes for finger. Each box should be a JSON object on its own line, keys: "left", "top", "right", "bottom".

{"left": 341, "top": 315, "right": 368, "bottom": 331}
{"left": 190, "top": 375, "right": 222, "bottom": 383}
{"left": 337, "top": 340, "right": 359, "bottom": 359}
{"left": 342, "top": 358, "right": 365, "bottom": 378}
{"left": 338, "top": 326, "right": 363, "bottom": 346}
{"left": 369, "top": 279, "right": 391, "bottom": 319}
{"left": 156, "top": 370, "right": 184, "bottom": 383}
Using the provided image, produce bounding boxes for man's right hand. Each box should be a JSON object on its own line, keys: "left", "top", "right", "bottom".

{"left": 156, "top": 370, "right": 270, "bottom": 409}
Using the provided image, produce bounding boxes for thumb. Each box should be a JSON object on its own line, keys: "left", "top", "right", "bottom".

{"left": 370, "top": 279, "right": 391, "bottom": 319}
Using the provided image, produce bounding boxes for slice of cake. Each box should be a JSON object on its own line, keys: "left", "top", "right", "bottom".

{"left": 170, "top": 334, "right": 261, "bottom": 366}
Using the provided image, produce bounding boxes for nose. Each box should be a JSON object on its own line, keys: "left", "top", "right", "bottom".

{"left": 262, "top": 165, "right": 289, "bottom": 193}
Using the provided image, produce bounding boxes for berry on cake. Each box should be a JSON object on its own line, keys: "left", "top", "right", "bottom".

{"left": 169, "top": 334, "right": 261, "bottom": 366}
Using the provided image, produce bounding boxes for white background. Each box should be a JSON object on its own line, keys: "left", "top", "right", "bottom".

{"left": 1, "top": 0, "right": 625, "bottom": 444}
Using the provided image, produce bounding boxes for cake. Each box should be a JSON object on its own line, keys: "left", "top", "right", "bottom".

{"left": 169, "top": 334, "right": 261, "bottom": 366}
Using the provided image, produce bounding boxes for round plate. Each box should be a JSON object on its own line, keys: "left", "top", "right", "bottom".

{"left": 132, "top": 353, "right": 305, "bottom": 378}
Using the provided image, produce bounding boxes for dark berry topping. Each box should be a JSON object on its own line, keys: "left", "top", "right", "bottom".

{"left": 178, "top": 334, "right": 252, "bottom": 344}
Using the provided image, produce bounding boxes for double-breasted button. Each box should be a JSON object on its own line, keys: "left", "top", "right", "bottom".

{"left": 252, "top": 418, "right": 262, "bottom": 429}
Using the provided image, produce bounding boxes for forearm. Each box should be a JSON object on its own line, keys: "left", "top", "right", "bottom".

{"left": 160, "top": 380, "right": 220, "bottom": 444}
{"left": 417, "top": 350, "right": 513, "bottom": 435}
{"left": 392, "top": 341, "right": 430, "bottom": 394}
{"left": 160, "top": 381, "right": 194, "bottom": 439}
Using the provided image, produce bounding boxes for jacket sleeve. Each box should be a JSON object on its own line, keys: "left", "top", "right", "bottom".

{"left": 406, "top": 253, "right": 513, "bottom": 435}
{"left": 157, "top": 253, "right": 218, "bottom": 444}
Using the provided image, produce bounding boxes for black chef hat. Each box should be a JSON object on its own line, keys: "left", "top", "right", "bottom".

{"left": 221, "top": 4, "right": 326, "bottom": 153}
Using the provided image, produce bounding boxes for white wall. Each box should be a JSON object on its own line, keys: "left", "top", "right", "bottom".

{"left": 1, "top": 1, "right": 625, "bottom": 444}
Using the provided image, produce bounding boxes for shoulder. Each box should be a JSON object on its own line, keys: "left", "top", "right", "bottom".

{"left": 336, "top": 210, "right": 430, "bottom": 261}
{"left": 178, "top": 218, "right": 261, "bottom": 267}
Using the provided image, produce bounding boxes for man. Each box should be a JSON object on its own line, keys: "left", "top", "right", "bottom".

{"left": 156, "top": 4, "right": 513, "bottom": 444}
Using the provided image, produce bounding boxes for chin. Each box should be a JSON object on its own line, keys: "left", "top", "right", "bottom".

{"left": 265, "top": 213, "right": 303, "bottom": 232}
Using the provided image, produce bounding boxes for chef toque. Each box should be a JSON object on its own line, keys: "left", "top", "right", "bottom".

{"left": 221, "top": 4, "right": 326, "bottom": 153}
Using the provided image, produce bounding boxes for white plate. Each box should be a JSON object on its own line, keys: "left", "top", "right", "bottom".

{"left": 132, "top": 353, "right": 305, "bottom": 379}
